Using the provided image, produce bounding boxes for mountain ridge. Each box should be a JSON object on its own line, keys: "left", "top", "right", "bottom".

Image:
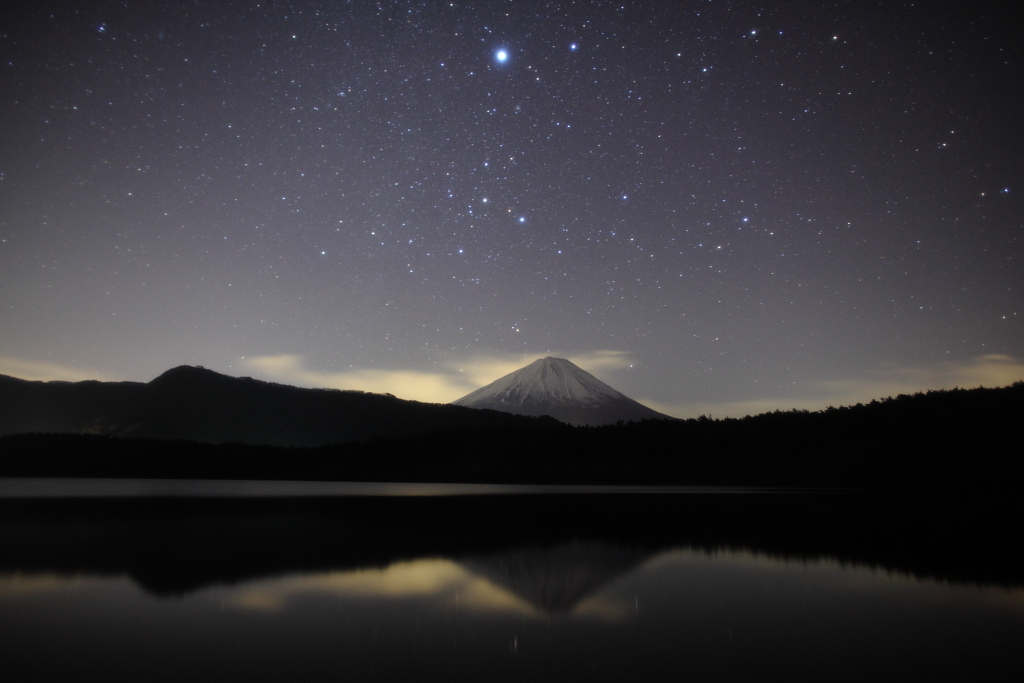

{"left": 0, "top": 366, "right": 550, "bottom": 446}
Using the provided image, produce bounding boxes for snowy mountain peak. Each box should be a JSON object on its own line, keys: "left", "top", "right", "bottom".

{"left": 456, "top": 357, "right": 626, "bottom": 407}
{"left": 452, "top": 357, "right": 670, "bottom": 426}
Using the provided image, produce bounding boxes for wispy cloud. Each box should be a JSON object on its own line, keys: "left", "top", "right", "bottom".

{"left": 240, "top": 350, "right": 636, "bottom": 403}
{"left": 446, "top": 349, "right": 634, "bottom": 388}
{"left": 239, "top": 354, "right": 475, "bottom": 403}
{"left": 0, "top": 356, "right": 115, "bottom": 382}
{"left": 643, "top": 354, "right": 1024, "bottom": 419}
{"left": 8, "top": 350, "right": 1018, "bottom": 419}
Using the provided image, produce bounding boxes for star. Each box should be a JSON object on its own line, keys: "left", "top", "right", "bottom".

{"left": 2, "top": 0, "right": 1018, "bottom": 418}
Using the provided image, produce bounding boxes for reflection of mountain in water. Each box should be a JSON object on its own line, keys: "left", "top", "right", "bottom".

{"left": 460, "top": 542, "right": 652, "bottom": 614}
{"left": 1, "top": 491, "right": 1020, "bottom": 596}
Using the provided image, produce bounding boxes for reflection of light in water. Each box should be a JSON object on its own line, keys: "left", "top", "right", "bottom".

{"left": 10, "top": 547, "right": 1022, "bottom": 624}
{"left": 0, "top": 573, "right": 108, "bottom": 599}
{"left": 459, "top": 542, "right": 651, "bottom": 618}
{"left": 223, "top": 555, "right": 645, "bottom": 621}
{"left": 638, "top": 548, "right": 1024, "bottom": 617}
{"left": 225, "top": 559, "right": 541, "bottom": 615}
{"left": 4, "top": 550, "right": 1023, "bottom": 679}
{"left": 571, "top": 592, "right": 635, "bottom": 621}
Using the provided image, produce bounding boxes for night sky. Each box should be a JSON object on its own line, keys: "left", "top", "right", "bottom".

{"left": 1, "top": 0, "right": 1021, "bottom": 417}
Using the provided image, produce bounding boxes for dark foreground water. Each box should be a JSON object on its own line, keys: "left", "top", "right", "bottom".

{"left": 1, "top": 482, "right": 1021, "bottom": 681}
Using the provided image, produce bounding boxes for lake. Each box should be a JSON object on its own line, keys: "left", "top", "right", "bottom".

{"left": 1, "top": 481, "right": 1021, "bottom": 681}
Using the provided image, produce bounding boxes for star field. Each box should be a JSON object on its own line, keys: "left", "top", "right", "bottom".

{"left": 1, "top": 1, "right": 1021, "bottom": 415}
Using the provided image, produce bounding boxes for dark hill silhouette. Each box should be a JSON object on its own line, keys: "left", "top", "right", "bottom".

{"left": 0, "top": 366, "right": 551, "bottom": 446}
{"left": 2, "top": 382, "right": 1021, "bottom": 489}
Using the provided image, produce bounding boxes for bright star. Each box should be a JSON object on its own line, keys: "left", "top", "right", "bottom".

{"left": 496, "top": 49, "right": 508, "bottom": 63}
{"left": 518, "top": 216, "right": 526, "bottom": 223}
{"left": 570, "top": 43, "right": 578, "bottom": 51}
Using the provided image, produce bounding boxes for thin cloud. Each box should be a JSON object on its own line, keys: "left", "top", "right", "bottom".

{"left": 568, "top": 349, "right": 635, "bottom": 373}
{"left": 445, "top": 349, "right": 634, "bottom": 389}
{"left": 0, "top": 356, "right": 115, "bottom": 382}
{"left": 240, "top": 354, "right": 476, "bottom": 403}
{"left": 644, "top": 354, "right": 1024, "bottom": 419}
{"left": 241, "top": 350, "right": 638, "bottom": 403}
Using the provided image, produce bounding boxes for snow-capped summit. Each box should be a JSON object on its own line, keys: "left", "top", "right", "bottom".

{"left": 452, "top": 357, "right": 670, "bottom": 426}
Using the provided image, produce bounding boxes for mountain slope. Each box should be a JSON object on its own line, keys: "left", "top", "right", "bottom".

{"left": 452, "top": 357, "right": 671, "bottom": 426}
{"left": 0, "top": 366, "right": 548, "bottom": 446}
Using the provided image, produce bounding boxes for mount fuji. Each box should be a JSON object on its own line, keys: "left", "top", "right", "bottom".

{"left": 452, "top": 357, "right": 672, "bottom": 426}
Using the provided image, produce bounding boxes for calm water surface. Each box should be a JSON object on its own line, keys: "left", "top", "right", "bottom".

{"left": 0, "top": 483, "right": 1020, "bottom": 681}
{"left": 0, "top": 478, "right": 789, "bottom": 497}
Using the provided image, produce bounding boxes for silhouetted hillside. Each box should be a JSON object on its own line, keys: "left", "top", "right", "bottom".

{"left": 0, "top": 366, "right": 553, "bottom": 446}
{"left": 2, "top": 382, "right": 1020, "bottom": 488}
